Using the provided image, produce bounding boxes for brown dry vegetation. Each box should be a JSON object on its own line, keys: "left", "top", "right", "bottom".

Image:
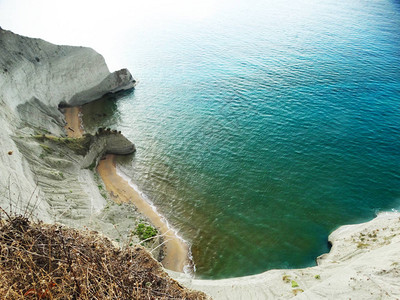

{"left": 0, "top": 215, "right": 208, "bottom": 299}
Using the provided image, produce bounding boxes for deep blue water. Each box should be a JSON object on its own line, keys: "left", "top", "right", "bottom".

{"left": 82, "top": 0, "right": 400, "bottom": 279}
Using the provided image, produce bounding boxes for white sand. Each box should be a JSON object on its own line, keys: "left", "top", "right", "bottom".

{"left": 171, "top": 212, "right": 400, "bottom": 299}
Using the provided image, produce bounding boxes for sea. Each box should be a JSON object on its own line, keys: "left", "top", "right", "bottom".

{"left": 3, "top": 0, "right": 400, "bottom": 279}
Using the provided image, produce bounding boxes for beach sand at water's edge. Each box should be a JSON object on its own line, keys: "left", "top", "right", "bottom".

{"left": 63, "top": 106, "right": 189, "bottom": 272}
{"left": 97, "top": 154, "right": 189, "bottom": 272}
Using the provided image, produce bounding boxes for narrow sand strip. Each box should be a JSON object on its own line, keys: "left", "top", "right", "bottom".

{"left": 97, "top": 154, "right": 189, "bottom": 272}
{"left": 63, "top": 106, "right": 188, "bottom": 272}
{"left": 64, "top": 106, "right": 83, "bottom": 138}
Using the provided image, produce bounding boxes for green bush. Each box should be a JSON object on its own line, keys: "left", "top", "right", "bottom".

{"left": 291, "top": 280, "right": 299, "bottom": 288}
{"left": 135, "top": 223, "right": 157, "bottom": 241}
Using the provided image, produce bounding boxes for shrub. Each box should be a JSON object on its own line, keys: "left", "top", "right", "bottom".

{"left": 291, "top": 280, "right": 299, "bottom": 288}
{"left": 34, "top": 134, "right": 91, "bottom": 156}
{"left": 135, "top": 223, "right": 157, "bottom": 241}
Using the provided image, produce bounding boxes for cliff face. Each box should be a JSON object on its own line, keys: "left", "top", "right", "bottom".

{"left": 0, "top": 28, "right": 135, "bottom": 110}
{"left": 0, "top": 29, "right": 139, "bottom": 237}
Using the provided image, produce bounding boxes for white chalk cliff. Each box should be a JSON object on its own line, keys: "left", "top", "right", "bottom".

{"left": 0, "top": 28, "right": 139, "bottom": 238}
{"left": 1, "top": 29, "right": 399, "bottom": 299}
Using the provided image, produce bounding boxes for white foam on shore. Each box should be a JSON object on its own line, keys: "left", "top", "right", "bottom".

{"left": 377, "top": 209, "right": 400, "bottom": 217}
{"left": 115, "top": 164, "right": 195, "bottom": 276}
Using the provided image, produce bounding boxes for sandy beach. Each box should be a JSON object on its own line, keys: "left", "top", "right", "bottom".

{"left": 97, "top": 154, "right": 189, "bottom": 272}
{"left": 63, "top": 106, "right": 188, "bottom": 272}
{"left": 63, "top": 106, "right": 83, "bottom": 138}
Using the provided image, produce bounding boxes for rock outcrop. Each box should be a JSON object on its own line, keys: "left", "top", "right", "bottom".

{"left": 0, "top": 28, "right": 138, "bottom": 234}
{"left": 81, "top": 129, "right": 136, "bottom": 168}
{"left": 0, "top": 28, "right": 135, "bottom": 110}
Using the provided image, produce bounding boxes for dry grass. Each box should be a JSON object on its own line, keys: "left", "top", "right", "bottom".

{"left": 0, "top": 216, "right": 208, "bottom": 299}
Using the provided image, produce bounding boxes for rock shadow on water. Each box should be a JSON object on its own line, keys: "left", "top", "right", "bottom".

{"left": 81, "top": 89, "right": 135, "bottom": 134}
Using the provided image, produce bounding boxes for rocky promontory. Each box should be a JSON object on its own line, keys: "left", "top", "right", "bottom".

{"left": 0, "top": 28, "right": 141, "bottom": 239}
{"left": 0, "top": 28, "right": 135, "bottom": 109}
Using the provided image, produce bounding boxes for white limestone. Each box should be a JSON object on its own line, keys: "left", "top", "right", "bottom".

{"left": 0, "top": 28, "right": 136, "bottom": 228}
{"left": 171, "top": 212, "right": 400, "bottom": 299}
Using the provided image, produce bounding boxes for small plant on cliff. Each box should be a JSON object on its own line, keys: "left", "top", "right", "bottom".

{"left": 88, "top": 161, "right": 96, "bottom": 171}
{"left": 291, "top": 280, "right": 299, "bottom": 288}
{"left": 135, "top": 223, "right": 157, "bottom": 241}
{"left": 293, "top": 288, "right": 304, "bottom": 296}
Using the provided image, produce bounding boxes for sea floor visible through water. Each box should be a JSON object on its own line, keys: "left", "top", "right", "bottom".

{"left": 81, "top": 0, "right": 400, "bottom": 279}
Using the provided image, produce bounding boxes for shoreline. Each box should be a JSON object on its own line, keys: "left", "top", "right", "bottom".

{"left": 2, "top": 25, "right": 400, "bottom": 300}
{"left": 97, "top": 154, "right": 189, "bottom": 272}
{"left": 56, "top": 98, "right": 400, "bottom": 299}
{"left": 63, "top": 106, "right": 189, "bottom": 273}
{"left": 171, "top": 211, "right": 400, "bottom": 299}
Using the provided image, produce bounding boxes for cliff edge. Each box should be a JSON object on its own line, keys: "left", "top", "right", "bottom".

{"left": 0, "top": 28, "right": 140, "bottom": 240}
{"left": 0, "top": 28, "right": 135, "bottom": 110}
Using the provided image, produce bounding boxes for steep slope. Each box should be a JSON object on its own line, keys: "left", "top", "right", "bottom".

{"left": 0, "top": 215, "right": 207, "bottom": 299}
{"left": 0, "top": 28, "right": 135, "bottom": 225}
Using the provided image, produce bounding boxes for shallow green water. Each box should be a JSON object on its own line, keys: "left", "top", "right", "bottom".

{"left": 82, "top": 0, "right": 400, "bottom": 279}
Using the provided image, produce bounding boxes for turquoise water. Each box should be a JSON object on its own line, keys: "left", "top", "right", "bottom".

{"left": 84, "top": 0, "right": 400, "bottom": 279}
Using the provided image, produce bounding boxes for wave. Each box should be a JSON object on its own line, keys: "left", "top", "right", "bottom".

{"left": 115, "top": 164, "right": 195, "bottom": 276}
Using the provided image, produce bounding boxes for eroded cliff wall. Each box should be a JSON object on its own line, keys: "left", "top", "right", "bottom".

{"left": 0, "top": 28, "right": 135, "bottom": 110}
{"left": 0, "top": 28, "right": 138, "bottom": 235}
